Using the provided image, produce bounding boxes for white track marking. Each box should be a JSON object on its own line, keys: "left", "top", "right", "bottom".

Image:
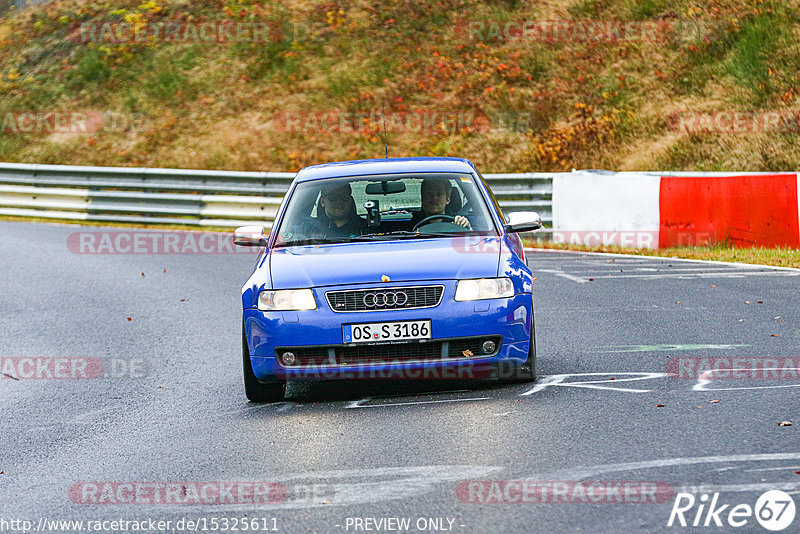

{"left": 694, "top": 368, "right": 800, "bottom": 391}
{"left": 746, "top": 466, "right": 800, "bottom": 473}
{"left": 521, "top": 372, "right": 668, "bottom": 395}
{"left": 537, "top": 268, "right": 589, "bottom": 283}
{"left": 597, "top": 344, "right": 748, "bottom": 353}
{"left": 345, "top": 389, "right": 472, "bottom": 409}
{"left": 526, "top": 247, "right": 800, "bottom": 272}
{"left": 347, "top": 397, "right": 490, "bottom": 408}
{"left": 537, "top": 268, "right": 799, "bottom": 283}
{"left": 65, "top": 465, "right": 503, "bottom": 511}
{"left": 346, "top": 398, "right": 372, "bottom": 409}
{"left": 526, "top": 453, "right": 800, "bottom": 483}
{"left": 525, "top": 247, "right": 800, "bottom": 272}
{"left": 578, "top": 271, "right": 799, "bottom": 280}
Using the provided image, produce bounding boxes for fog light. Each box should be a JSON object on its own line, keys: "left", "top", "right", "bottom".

{"left": 481, "top": 340, "right": 496, "bottom": 354}
{"left": 282, "top": 351, "right": 296, "bottom": 366}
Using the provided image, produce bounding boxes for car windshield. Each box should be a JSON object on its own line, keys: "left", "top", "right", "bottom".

{"left": 273, "top": 173, "right": 497, "bottom": 247}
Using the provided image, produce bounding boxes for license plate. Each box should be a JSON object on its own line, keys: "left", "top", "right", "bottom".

{"left": 343, "top": 320, "right": 431, "bottom": 344}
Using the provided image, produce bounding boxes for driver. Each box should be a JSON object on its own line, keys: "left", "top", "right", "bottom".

{"left": 409, "top": 178, "right": 471, "bottom": 229}
{"left": 315, "top": 182, "right": 367, "bottom": 237}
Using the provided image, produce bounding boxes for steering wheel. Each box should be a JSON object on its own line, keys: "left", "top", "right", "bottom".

{"left": 412, "top": 214, "right": 455, "bottom": 231}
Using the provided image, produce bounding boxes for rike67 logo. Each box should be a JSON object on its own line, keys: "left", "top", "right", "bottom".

{"left": 668, "top": 490, "right": 796, "bottom": 531}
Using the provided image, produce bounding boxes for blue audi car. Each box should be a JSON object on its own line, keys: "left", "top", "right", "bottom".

{"left": 234, "top": 157, "right": 542, "bottom": 401}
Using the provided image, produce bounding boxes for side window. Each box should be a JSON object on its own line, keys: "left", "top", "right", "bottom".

{"left": 478, "top": 173, "right": 505, "bottom": 222}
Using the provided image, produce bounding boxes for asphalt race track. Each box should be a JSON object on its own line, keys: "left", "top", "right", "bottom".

{"left": 2, "top": 220, "right": 800, "bottom": 533}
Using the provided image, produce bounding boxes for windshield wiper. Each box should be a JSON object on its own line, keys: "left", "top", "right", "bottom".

{"left": 276, "top": 236, "right": 376, "bottom": 247}
{"left": 360, "top": 230, "right": 466, "bottom": 239}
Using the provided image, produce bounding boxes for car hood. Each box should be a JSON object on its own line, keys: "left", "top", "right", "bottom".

{"left": 269, "top": 237, "right": 501, "bottom": 288}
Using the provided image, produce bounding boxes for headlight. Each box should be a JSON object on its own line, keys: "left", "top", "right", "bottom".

{"left": 454, "top": 278, "right": 514, "bottom": 301}
{"left": 258, "top": 289, "right": 317, "bottom": 311}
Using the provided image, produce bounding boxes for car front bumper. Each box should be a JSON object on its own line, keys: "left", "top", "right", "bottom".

{"left": 244, "top": 282, "right": 532, "bottom": 382}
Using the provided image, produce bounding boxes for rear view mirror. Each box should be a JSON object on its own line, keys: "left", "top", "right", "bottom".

{"left": 365, "top": 181, "right": 406, "bottom": 195}
{"left": 233, "top": 226, "right": 269, "bottom": 246}
{"left": 504, "top": 212, "right": 543, "bottom": 233}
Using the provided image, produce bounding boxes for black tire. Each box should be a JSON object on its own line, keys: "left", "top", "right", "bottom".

{"left": 502, "top": 312, "right": 537, "bottom": 383}
{"left": 242, "top": 323, "right": 286, "bottom": 402}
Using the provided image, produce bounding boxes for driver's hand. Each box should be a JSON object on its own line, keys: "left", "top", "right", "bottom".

{"left": 454, "top": 215, "right": 471, "bottom": 229}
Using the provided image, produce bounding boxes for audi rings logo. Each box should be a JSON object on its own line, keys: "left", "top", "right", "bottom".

{"left": 362, "top": 291, "right": 409, "bottom": 308}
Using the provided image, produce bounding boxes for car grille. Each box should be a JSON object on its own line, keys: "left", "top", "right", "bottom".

{"left": 275, "top": 336, "right": 501, "bottom": 367}
{"left": 325, "top": 285, "right": 445, "bottom": 312}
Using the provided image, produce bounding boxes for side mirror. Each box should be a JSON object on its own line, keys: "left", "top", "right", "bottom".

{"left": 504, "top": 212, "right": 543, "bottom": 233}
{"left": 233, "top": 226, "right": 268, "bottom": 246}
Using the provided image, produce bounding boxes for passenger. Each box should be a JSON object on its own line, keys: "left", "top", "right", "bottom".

{"left": 409, "top": 178, "right": 471, "bottom": 229}
{"left": 315, "top": 182, "right": 367, "bottom": 237}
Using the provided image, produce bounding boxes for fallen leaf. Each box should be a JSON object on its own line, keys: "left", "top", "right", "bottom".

{"left": 127, "top": 317, "right": 132, "bottom": 321}
{"left": 771, "top": 334, "right": 780, "bottom": 337}
{"left": 609, "top": 377, "right": 615, "bottom": 380}
{"left": 532, "top": 277, "right": 537, "bottom": 281}
{"left": 158, "top": 386, "right": 163, "bottom": 389}
{"left": 141, "top": 272, "right": 145, "bottom": 277}
{"left": 779, "top": 421, "right": 792, "bottom": 427}
{"left": 588, "top": 278, "right": 594, "bottom": 281}
{"left": 757, "top": 300, "right": 763, "bottom": 304}
{"left": 163, "top": 269, "right": 167, "bottom": 273}
{"left": 654, "top": 404, "right": 665, "bottom": 407}
{"left": 180, "top": 299, "right": 186, "bottom": 302}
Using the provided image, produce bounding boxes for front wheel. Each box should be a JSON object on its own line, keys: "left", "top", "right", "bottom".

{"left": 242, "top": 323, "right": 286, "bottom": 402}
{"left": 502, "top": 315, "right": 537, "bottom": 383}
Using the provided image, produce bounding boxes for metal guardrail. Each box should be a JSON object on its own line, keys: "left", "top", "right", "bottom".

{"left": 0, "top": 162, "right": 554, "bottom": 227}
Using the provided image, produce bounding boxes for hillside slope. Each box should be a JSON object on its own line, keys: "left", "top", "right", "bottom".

{"left": 1, "top": 0, "right": 799, "bottom": 172}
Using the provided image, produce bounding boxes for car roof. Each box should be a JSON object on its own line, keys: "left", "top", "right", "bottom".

{"left": 294, "top": 157, "right": 477, "bottom": 182}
